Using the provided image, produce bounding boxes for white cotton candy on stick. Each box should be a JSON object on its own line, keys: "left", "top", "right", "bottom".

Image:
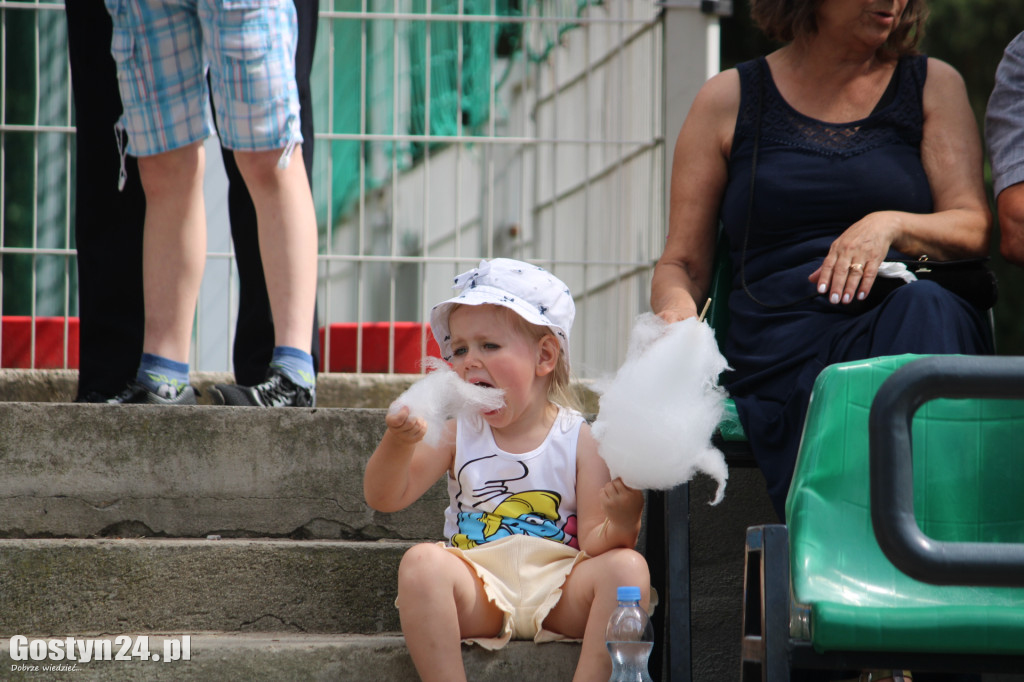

{"left": 388, "top": 357, "right": 505, "bottom": 447}
{"left": 591, "top": 313, "right": 730, "bottom": 503}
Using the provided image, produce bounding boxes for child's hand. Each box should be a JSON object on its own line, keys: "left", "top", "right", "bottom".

{"left": 385, "top": 405, "right": 428, "bottom": 445}
{"left": 599, "top": 477, "right": 645, "bottom": 528}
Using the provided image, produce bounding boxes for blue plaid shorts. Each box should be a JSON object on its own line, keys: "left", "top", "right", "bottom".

{"left": 105, "top": 0, "right": 302, "bottom": 157}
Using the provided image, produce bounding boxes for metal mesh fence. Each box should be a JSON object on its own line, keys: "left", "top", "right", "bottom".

{"left": 0, "top": 0, "right": 75, "bottom": 370}
{"left": 313, "top": 0, "right": 665, "bottom": 377}
{"left": 0, "top": 0, "right": 672, "bottom": 379}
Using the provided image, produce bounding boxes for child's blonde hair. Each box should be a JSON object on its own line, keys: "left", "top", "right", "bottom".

{"left": 430, "top": 258, "right": 579, "bottom": 410}
{"left": 493, "top": 305, "right": 584, "bottom": 413}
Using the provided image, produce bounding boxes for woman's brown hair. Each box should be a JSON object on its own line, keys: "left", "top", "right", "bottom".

{"left": 750, "top": 0, "right": 928, "bottom": 58}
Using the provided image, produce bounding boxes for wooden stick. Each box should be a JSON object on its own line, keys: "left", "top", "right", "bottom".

{"left": 698, "top": 298, "right": 712, "bottom": 323}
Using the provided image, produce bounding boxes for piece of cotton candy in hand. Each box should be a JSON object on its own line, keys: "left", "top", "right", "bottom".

{"left": 591, "top": 313, "right": 730, "bottom": 503}
{"left": 388, "top": 357, "right": 505, "bottom": 447}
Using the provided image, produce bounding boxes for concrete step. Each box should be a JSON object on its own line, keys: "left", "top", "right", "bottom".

{"left": 0, "top": 538, "right": 410, "bottom": 635}
{"left": 0, "top": 369, "right": 419, "bottom": 409}
{"left": 0, "top": 402, "right": 441, "bottom": 540}
{"left": 0, "top": 387, "right": 591, "bottom": 679}
{"left": 0, "top": 369, "right": 600, "bottom": 412}
{"left": 0, "top": 371, "right": 780, "bottom": 680}
{"left": 0, "top": 633, "right": 579, "bottom": 681}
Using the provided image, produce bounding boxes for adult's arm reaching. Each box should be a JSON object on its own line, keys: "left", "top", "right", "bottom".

{"left": 650, "top": 69, "right": 739, "bottom": 323}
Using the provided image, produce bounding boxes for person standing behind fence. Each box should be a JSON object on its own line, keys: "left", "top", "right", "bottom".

{"left": 986, "top": 31, "right": 1024, "bottom": 267}
{"left": 66, "top": 0, "right": 146, "bottom": 403}
{"left": 65, "top": 0, "right": 321, "bottom": 404}
{"left": 101, "top": 0, "right": 318, "bottom": 407}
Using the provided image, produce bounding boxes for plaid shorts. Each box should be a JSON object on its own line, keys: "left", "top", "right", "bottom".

{"left": 104, "top": 0, "right": 302, "bottom": 157}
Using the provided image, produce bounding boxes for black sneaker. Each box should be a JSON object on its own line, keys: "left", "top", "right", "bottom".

{"left": 107, "top": 382, "right": 197, "bottom": 405}
{"left": 76, "top": 391, "right": 115, "bottom": 403}
{"left": 209, "top": 369, "right": 315, "bottom": 407}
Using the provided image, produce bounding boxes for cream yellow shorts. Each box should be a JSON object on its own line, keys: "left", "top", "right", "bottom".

{"left": 402, "top": 535, "right": 589, "bottom": 651}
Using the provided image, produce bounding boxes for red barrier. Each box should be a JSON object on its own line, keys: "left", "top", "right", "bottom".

{"left": 1, "top": 316, "right": 79, "bottom": 369}
{"left": 319, "top": 322, "right": 441, "bottom": 373}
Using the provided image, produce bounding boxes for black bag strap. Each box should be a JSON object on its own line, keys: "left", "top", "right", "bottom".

{"left": 739, "top": 59, "right": 816, "bottom": 309}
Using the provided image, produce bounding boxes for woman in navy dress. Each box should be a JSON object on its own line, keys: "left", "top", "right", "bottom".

{"left": 651, "top": 0, "right": 993, "bottom": 522}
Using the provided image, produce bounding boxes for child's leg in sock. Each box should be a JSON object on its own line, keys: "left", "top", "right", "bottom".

{"left": 270, "top": 345, "right": 315, "bottom": 388}
{"left": 232, "top": 148, "right": 318, "bottom": 365}
{"left": 135, "top": 352, "right": 190, "bottom": 398}
{"left": 137, "top": 141, "right": 207, "bottom": 364}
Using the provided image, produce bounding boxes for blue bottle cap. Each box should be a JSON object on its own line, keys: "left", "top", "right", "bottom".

{"left": 617, "top": 586, "right": 641, "bottom": 601}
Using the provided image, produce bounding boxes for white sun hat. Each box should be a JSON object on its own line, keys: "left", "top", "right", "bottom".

{"left": 430, "top": 258, "right": 575, "bottom": 366}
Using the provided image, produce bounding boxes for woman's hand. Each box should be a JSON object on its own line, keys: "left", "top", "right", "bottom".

{"left": 808, "top": 210, "right": 900, "bottom": 305}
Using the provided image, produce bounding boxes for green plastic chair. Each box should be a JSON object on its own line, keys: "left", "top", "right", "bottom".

{"left": 740, "top": 354, "right": 1024, "bottom": 679}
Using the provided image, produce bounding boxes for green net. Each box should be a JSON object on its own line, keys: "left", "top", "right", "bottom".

{"left": 1, "top": 4, "right": 74, "bottom": 318}
{"left": 317, "top": 0, "right": 603, "bottom": 225}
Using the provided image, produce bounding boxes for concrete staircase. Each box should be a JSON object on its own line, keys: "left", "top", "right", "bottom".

{"left": 0, "top": 372, "right": 584, "bottom": 681}
{"left": 0, "top": 370, "right": 797, "bottom": 682}
{"left": 6, "top": 372, "right": 1024, "bottom": 682}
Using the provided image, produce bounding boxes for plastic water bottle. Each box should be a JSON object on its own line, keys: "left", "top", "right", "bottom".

{"left": 605, "top": 585, "right": 654, "bottom": 682}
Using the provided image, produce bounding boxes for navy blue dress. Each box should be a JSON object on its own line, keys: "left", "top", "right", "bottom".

{"left": 720, "top": 56, "right": 993, "bottom": 519}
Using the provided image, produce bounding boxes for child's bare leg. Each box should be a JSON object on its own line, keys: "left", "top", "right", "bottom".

{"left": 136, "top": 141, "right": 207, "bottom": 362}
{"left": 397, "top": 543, "right": 504, "bottom": 682}
{"left": 232, "top": 147, "right": 317, "bottom": 353}
{"left": 541, "top": 548, "right": 651, "bottom": 682}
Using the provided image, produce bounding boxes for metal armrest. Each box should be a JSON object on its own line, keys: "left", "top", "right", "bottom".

{"left": 868, "top": 355, "right": 1024, "bottom": 587}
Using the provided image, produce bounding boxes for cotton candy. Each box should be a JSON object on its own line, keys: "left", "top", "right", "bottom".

{"left": 591, "top": 313, "right": 730, "bottom": 503}
{"left": 388, "top": 357, "right": 505, "bottom": 447}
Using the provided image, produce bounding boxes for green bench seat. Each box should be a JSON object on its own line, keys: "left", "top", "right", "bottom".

{"left": 741, "top": 354, "right": 1024, "bottom": 679}
{"left": 717, "top": 399, "right": 746, "bottom": 442}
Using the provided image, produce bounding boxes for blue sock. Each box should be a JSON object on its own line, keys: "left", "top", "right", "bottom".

{"left": 270, "top": 346, "right": 316, "bottom": 388}
{"left": 136, "top": 353, "right": 190, "bottom": 397}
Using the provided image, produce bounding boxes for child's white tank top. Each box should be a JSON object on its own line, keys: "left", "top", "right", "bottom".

{"left": 444, "top": 407, "right": 583, "bottom": 550}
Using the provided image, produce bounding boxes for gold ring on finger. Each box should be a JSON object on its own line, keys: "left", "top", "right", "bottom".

{"left": 849, "top": 263, "right": 864, "bottom": 273}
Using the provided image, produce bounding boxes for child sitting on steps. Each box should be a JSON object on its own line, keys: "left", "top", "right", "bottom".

{"left": 363, "top": 258, "right": 651, "bottom": 681}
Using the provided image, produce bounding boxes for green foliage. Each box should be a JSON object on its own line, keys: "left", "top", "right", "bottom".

{"left": 921, "top": 0, "right": 1024, "bottom": 123}
{"left": 921, "top": 1, "right": 1024, "bottom": 355}
{"left": 925, "top": 0, "right": 1014, "bottom": 52}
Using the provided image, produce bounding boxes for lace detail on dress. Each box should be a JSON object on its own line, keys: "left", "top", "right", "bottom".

{"left": 737, "top": 56, "right": 925, "bottom": 160}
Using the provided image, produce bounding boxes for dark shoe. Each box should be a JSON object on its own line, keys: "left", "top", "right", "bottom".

{"left": 209, "top": 369, "right": 315, "bottom": 407}
{"left": 107, "top": 382, "right": 197, "bottom": 405}
{"left": 76, "top": 391, "right": 115, "bottom": 403}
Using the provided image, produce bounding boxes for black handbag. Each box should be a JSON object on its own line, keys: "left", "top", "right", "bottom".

{"left": 866, "top": 256, "right": 999, "bottom": 310}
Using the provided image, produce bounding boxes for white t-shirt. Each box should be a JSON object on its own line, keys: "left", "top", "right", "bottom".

{"left": 444, "top": 407, "right": 583, "bottom": 550}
